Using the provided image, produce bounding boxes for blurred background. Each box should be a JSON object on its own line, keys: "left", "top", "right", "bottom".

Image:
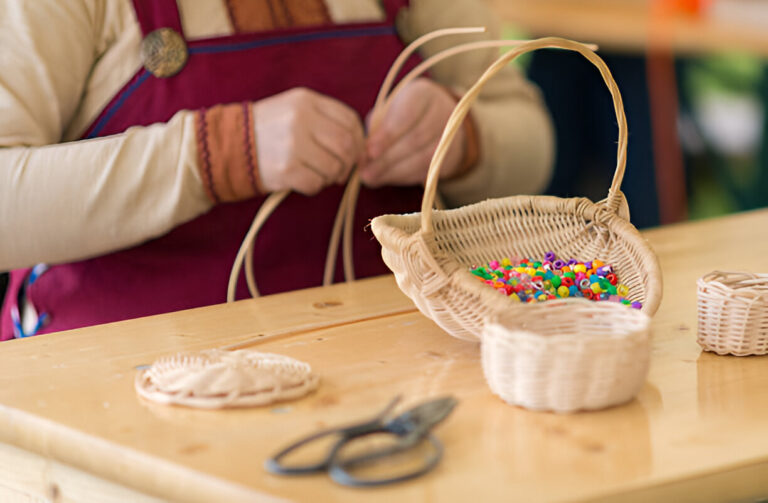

{"left": 483, "top": 0, "right": 768, "bottom": 228}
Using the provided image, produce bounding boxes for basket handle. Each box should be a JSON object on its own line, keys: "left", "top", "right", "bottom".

{"left": 420, "top": 37, "right": 628, "bottom": 233}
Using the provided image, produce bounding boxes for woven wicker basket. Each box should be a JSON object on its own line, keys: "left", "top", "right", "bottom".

{"left": 371, "top": 38, "right": 663, "bottom": 342}
{"left": 697, "top": 270, "right": 768, "bottom": 356}
{"left": 481, "top": 299, "right": 651, "bottom": 413}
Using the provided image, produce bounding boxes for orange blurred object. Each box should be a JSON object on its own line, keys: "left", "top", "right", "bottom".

{"left": 653, "top": 0, "right": 712, "bottom": 16}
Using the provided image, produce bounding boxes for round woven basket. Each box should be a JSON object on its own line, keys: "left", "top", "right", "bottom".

{"left": 697, "top": 270, "right": 768, "bottom": 356}
{"left": 482, "top": 299, "right": 651, "bottom": 413}
{"left": 370, "top": 37, "right": 663, "bottom": 342}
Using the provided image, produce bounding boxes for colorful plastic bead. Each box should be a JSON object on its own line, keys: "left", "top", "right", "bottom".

{"left": 470, "top": 252, "right": 640, "bottom": 309}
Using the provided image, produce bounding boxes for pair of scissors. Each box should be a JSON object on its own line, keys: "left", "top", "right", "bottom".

{"left": 265, "top": 395, "right": 458, "bottom": 487}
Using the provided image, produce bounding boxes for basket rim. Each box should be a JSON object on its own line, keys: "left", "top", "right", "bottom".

{"left": 371, "top": 193, "right": 664, "bottom": 317}
{"left": 698, "top": 270, "right": 768, "bottom": 295}
{"left": 486, "top": 298, "right": 650, "bottom": 343}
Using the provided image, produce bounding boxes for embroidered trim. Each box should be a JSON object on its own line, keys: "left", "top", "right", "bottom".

{"left": 241, "top": 102, "right": 261, "bottom": 194}
{"left": 85, "top": 71, "right": 151, "bottom": 139}
{"left": 266, "top": 0, "right": 282, "bottom": 28}
{"left": 189, "top": 25, "right": 396, "bottom": 55}
{"left": 224, "top": 0, "right": 240, "bottom": 31}
{"left": 276, "top": 0, "right": 294, "bottom": 26}
{"left": 195, "top": 108, "right": 219, "bottom": 203}
{"left": 194, "top": 103, "right": 264, "bottom": 203}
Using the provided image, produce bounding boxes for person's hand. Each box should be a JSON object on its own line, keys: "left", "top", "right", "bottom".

{"left": 361, "top": 78, "right": 466, "bottom": 188}
{"left": 255, "top": 87, "right": 365, "bottom": 196}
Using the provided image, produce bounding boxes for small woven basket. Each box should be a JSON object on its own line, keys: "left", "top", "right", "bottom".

{"left": 371, "top": 38, "right": 662, "bottom": 342}
{"left": 697, "top": 270, "right": 768, "bottom": 356}
{"left": 482, "top": 299, "right": 651, "bottom": 413}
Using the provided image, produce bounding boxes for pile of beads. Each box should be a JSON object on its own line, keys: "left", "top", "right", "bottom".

{"left": 470, "top": 251, "right": 642, "bottom": 309}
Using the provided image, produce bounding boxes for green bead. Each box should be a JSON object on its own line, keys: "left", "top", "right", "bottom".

{"left": 534, "top": 262, "right": 542, "bottom": 268}
{"left": 551, "top": 275, "right": 562, "bottom": 288}
{"left": 564, "top": 272, "right": 576, "bottom": 279}
{"left": 607, "top": 285, "right": 617, "bottom": 295}
{"left": 621, "top": 299, "right": 631, "bottom": 305}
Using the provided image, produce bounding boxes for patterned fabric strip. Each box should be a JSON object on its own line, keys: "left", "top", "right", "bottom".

{"left": 194, "top": 103, "right": 263, "bottom": 203}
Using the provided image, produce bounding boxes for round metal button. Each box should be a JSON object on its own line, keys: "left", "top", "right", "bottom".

{"left": 141, "top": 28, "right": 188, "bottom": 78}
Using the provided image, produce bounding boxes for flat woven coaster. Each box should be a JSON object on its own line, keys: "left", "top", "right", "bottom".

{"left": 135, "top": 349, "right": 319, "bottom": 409}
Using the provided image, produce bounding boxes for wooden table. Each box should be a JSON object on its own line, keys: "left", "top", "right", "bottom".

{"left": 1, "top": 209, "right": 768, "bottom": 502}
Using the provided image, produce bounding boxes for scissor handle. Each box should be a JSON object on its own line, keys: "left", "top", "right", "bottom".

{"left": 328, "top": 433, "right": 444, "bottom": 487}
{"left": 264, "top": 426, "right": 348, "bottom": 475}
{"left": 266, "top": 397, "right": 403, "bottom": 476}
{"left": 266, "top": 418, "right": 393, "bottom": 475}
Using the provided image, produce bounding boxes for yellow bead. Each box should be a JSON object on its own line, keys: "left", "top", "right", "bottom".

{"left": 510, "top": 293, "right": 521, "bottom": 302}
{"left": 526, "top": 267, "right": 536, "bottom": 276}
{"left": 515, "top": 267, "right": 525, "bottom": 274}
{"left": 561, "top": 266, "right": 571, "bottom": 273}
{"left": 590, "top": 283, "right": 602, "bottom": 294}
{"left": 557, "top": 285, "right": 569, "bottom": 297}
{"left": 574, "top": 264, "right": 587, "bottom": 273}
{"left": 617, "top": 284, "right": 629, "bottom": 297}
{"left": 501, "top": 257, "right": 511, "bottom": 267}
{"left": 537, "top": 294, "right": 548, "bottom": 302}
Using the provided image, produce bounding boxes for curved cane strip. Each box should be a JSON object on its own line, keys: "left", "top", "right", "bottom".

{"left": 332, "top": 38, "right": 598, "bottom": 293}
{"left": 227, "top": 29, "right": 586, "bottom": 302}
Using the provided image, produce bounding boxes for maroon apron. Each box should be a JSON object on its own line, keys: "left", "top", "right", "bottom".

{"left": 1, "top": 0, "right": 423, "bottom": 339}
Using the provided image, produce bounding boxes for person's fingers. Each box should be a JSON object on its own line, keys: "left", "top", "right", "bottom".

{"left": 312, "top": 94, "right": 366, "bottom": 162}
{"left": 366, "top": 87, "right": 434, "bottom": 159}
{"left": 363, "top": 120, "right": 442, "bottom": 184}
{"left": 286, "top": 160, "right": 326, "bottom": 196}
{"left": 302, "top": 135, "right": 346, "bottom": 183}
{"left": 309, "top": 119, "right": 360, "bottom": 183}
{"left": 363, "top": 136, "right": 439, "bottom": 188}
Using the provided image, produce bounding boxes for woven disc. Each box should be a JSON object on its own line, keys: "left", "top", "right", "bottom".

{"left": 135, "top": 349, "right": 319, "bottom": 409}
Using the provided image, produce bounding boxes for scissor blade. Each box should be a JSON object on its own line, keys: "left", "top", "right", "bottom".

{"left": 386, "top": 396, "right": 458, "bottom": 437}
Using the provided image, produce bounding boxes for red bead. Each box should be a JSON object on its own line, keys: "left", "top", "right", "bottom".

{"left": 561, "top": 277, "right": 574, "bottom": 287}
{"left": 606, "top": 273, "right": 617, "bottom": 285}
{"left": 582, "top": 289, "right": 594, "bottom": 300}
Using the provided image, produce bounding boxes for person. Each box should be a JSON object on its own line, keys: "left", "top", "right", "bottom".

{"left": 0, "top": 0, "right": 554, "bottom": 340}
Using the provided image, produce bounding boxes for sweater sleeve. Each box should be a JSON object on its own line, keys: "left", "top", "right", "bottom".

{"left": 403, "top": 0, "right": 556, "bottom": 206}
{"left": 0, "top": 1, "right": 261, "bottom": 270}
